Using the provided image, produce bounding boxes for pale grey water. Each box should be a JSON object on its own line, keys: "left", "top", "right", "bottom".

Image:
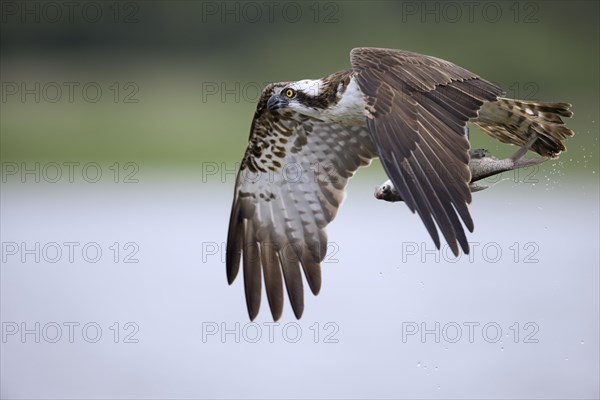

{"left": 1, "top": 170, "right": 598, "bottom": 399}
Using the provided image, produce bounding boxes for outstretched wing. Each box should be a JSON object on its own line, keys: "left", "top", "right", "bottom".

{"left": 350, "top": 48, "right": 504, "bottom": 256}
{"left": 227, "top": 87, "right": 376, "bottom": 321}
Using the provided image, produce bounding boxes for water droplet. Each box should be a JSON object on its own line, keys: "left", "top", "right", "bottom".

{"left": 434, "top": 366, "right": 438, "bottom": 371}
{"left": 581, "top": 340, "right": 585, "bottom": 345}
{"left": 500, "top": 347, "right": 504, "bottom": 352}
{"left": 437, "top": 386, "right": 441, "bottom": 390}
{"left": 565, "top": 357, "right": 569, "bottom": 361}
{"left": 417, "top": 362, "right": 421, "bottom": 368}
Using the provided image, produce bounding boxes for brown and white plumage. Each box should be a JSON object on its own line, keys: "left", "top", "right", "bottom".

{"left": 475, "top": 98, "right": 574, "bottom": 157}
{"left": 226, "top": 48, "right": 575, "bottom": 321}
{"left": 226, "top": 98, "right": 376, "bottom": 320}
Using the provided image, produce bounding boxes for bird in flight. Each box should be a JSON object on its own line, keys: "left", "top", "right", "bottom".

{"left": 226, "top": 48, "right": 575, "bottom": 321}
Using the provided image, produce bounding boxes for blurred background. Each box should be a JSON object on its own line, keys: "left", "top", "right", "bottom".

{"left": 1, "top": 1, "right": 598, "bottom": 399}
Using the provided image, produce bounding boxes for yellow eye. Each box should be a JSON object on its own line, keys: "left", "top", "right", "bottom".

{"left": 285, "top": 89, "right": 295, "bottom": 98}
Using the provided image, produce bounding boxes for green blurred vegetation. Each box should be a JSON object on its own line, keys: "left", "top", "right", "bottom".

{"left": 1, "top": 1, "right": 598, "bottom": 177}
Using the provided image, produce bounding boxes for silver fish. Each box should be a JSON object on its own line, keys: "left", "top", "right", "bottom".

{"left": 375, "top": 137, "right": 547, "bottom": 202}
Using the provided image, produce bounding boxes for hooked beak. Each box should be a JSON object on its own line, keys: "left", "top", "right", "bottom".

{"left": 267, "top": 94, "right": 289, "bottom": 112}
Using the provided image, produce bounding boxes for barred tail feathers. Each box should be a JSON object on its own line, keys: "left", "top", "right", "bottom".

{"left": 473, "top": 97, "right": 574, "bottom": 157}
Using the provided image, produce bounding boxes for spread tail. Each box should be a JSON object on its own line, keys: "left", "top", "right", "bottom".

{"left": 473, "top": 97, "right": 575, "bottom": 158}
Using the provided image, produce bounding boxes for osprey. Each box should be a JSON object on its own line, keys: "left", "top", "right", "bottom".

{"left": 226, "top": 48, "right": 575, "bottom": 321}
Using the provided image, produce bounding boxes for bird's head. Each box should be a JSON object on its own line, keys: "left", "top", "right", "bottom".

{"left": 266, "top": 79, "right": 327, "bottom": 118}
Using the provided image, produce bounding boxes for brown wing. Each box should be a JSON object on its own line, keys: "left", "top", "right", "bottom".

{"left": 350, "top": 48, "right": 504, "bottom": 255}
{"left": 474, "top": 98, "right": 575, "bottom": 157}
{"left": 227, "top": 85, "right": 376, "bottom": 320}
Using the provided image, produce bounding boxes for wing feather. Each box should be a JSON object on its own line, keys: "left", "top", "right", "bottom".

{"left": 279, "top": 249, "right": 304, "bottom": 319}
{"left": 260, "top": 239, "right": 284, "bottom": 321}
{"left": 242, "top": 220, "right": 262, "bottom": 320}
{"left": 351, "top": 47, "right": 503, "bottom": 255}
{"left": 229, "top": 47, "right": 506, "bottom": 319}
{"left": 227, "top": 85, "right": 376, "bottom": 320}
